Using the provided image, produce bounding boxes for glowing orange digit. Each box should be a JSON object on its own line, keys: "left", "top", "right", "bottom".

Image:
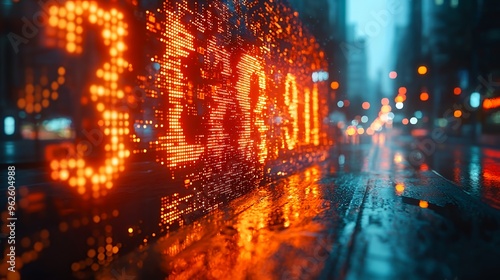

{"left": 151, "top": 10, "right": 205, "bottom": 168}
{"left": 284, "top": 74, "right": 299, "bottom": 149}
{"left": 153, "top": 11, "right": 269, "bottom": 169}
{"left": 235, "top": 54, "right": 268, "bottom": 164}
{"left": 47, "top": 1, "right": 130, "bottom": 198}
{"left": 304, "top": 87, "right": 311, "bottom": 144}
{"left": 312, "top": 84, "right": 320, "bottom": 146}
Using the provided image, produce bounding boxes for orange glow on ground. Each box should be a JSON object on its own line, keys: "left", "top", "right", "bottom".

{"left": 419, "top": 200, "right": 429, "bottom": 208}
{"left": 395, "top": 183, "right": 405, "bottom": 195}
{"left": 420, "top": 163, "right": 429, "bottom": 171}
{"left": 394, "top": 153, "right": 403, "bottom": 164}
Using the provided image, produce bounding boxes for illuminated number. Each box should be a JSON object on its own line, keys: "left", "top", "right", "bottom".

{"left": 312, "top": 84, "right": 320, "bottom": 146}
{"left": 46, "top": 1, "right": 130, "bottom": 198}
{"left": 299, "top": 85, "right": 320, "bottom": 146}
{"left": 151, "top": 10, "right": 269, "bottom": 170}
{"left": 151, "top": 10, "right": 205, "bottom": 168}
{"left": 284, "top": 74, "right": 299, "bottom": 150}
{"left": 304, "top": 87, "right": 311, "bottom": 144}
{"left": 235, "top": 54, "right": 268, "bottom": 164}
{"left": 203, "top": 38, "right": 235, "bottom": 167}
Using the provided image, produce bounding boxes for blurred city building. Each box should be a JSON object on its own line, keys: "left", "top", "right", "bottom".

{"left": 345, "top": 24, "right": 372, "bottom": 120}
{"left": 393, "top": 0, "right": 500, "bottom": 138}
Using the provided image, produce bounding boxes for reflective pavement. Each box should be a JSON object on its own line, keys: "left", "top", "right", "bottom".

{"left": 97, "top": 133, "right": 500, "bottom": 280}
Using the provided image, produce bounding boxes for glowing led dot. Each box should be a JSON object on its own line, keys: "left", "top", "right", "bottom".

{"left": 42, "top": 89, "right": 50, "bottom": 98}
{"left": 49, "top": 16, "right": 58, "bottom": 26}
{"left": 17, "top": 98, "right": 26, "bottom": 109}
{"left": 59, "top": 170, "right": 69, "bottom": 181}
{"left": 66, "top": 1, "right": 75, "bottom": 11}
{"left": 66, "top": 32, "right": 76, "bottom": 42}
{"left": 66, "top": 42, "right": 77, "bottom": 53}
{"left": 89, "top": 14, "right": 97, "bottom": 23}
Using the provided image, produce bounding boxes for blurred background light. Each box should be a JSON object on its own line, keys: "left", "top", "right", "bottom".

{"left": 470, "top": 92, "right": 481, "bottom": 108}
{"left": 4, "top": 116, "right": 15, "bottom": 136}
{"left": 417, "top": 65, "right": 428, "bottom": 75}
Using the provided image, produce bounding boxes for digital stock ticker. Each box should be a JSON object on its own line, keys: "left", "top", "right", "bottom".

{"left": 1, "top": 0, "right": 331, "bottom": 279}
{"left": 2, "top": 0, "right": 500, "bottom": 279}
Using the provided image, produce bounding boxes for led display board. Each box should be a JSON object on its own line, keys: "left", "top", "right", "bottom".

{"left": 10, "top": 0, "right": 329, "bottom": 229}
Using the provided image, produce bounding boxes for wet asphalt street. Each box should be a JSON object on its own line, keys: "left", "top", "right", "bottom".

{"left": 96, "top": 133, "right": 500, "bottom": 280}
